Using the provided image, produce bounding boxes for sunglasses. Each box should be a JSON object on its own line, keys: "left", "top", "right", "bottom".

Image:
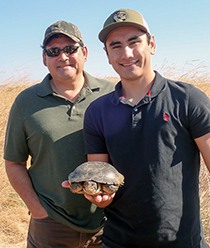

{"left": 44, "top": 45, "right": 81, "bottom": 57}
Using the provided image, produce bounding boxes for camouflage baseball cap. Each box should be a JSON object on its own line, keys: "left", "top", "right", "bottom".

{"left": 43, "top": 20, "right": 84, "bottom": 46}
{"left": 99, "top": 9, "right": 150, "bottom": 43}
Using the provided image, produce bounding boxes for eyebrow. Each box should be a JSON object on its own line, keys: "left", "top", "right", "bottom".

{"left": 128, "top": 35, "right": 140, "bottom": 42}
{"left": 109, "top": 41, "right": 121, "bottom": 47}
{"left": 108, "top": 35, "right": 141, "bottom": 47}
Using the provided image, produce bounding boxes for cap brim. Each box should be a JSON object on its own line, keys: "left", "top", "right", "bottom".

{"left": 98, "top": 22, "right": 148, "bottom": 43}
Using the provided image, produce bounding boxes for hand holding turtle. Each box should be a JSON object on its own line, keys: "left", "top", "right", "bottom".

{"left": 84, "top": 193, "right": 115, "bottom": 208}
{"left": 61, "top": 180, "right": 115, "bottom": 207}
{"left": 62, "top": 161, "right": 124, "bottom": 208}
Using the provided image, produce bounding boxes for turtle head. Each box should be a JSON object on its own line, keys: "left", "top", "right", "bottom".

{"left": 83, "top": 180, "right": 102, "bottom": 195}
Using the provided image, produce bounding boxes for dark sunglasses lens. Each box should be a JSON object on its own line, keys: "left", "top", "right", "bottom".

{"left": 46, "top": 48, "right": 60, "bottom": 57}
{"left": 45, "top": 45, "right": 80, "bottom": 57}
{"left": 64, "top": 46, "right": 80, "bottom": 55}
{"left": 63, "top": 46, "right": 73, "bottom": 55}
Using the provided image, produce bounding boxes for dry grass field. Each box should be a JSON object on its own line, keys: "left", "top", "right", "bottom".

{"left": 0, "top": 63, "right": 210, "bottom": 247}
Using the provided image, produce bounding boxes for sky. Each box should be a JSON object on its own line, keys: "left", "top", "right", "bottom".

{"left": 0, "top": 0, "right": 210, "bottom": 82}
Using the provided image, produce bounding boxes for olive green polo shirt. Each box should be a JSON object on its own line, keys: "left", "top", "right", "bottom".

{"left": 4, "top": 71, "right": 115, "bottom": 232}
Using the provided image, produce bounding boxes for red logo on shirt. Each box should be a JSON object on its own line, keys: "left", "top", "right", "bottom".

{"left": 163, "top": 113, "right": 169, "bottom": 121}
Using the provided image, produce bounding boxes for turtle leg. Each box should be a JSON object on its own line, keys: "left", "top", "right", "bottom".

{"left": 83, "top": 180, "right": 101, "bottom": 195}
{"left": 102, "top": 184, "right": 119, "bottom": 194}
{"left": 69, "top": 182, "right": 83, "bottom": 194}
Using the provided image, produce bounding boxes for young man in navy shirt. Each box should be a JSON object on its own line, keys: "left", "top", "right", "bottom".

{"left": 83, "top": 9, "right": 210, "bottom": 248}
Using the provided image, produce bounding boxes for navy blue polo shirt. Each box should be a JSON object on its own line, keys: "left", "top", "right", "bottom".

{"left": 84, "top": 71, "right": 210, "bottom": 247}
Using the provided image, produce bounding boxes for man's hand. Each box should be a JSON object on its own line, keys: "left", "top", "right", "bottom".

{"left": 84, "top": 193, "right": 115, "bottom": 208}
{"left": 62, "top": 180, "right": 115, "bottom": 207}
{"left": 62, "top": 180, "right": 70, "bottom": 188}
{"left": 31, "top": 206, "right": 48, "bottom": 219}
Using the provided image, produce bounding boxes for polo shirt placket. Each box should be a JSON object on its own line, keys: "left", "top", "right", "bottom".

{"left": 118, "top": 87, "right": 153, "bottom": 129}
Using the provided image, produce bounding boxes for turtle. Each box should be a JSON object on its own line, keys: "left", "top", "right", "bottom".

{"left": 68, "top": 161, "right": 124, "bottom": 195}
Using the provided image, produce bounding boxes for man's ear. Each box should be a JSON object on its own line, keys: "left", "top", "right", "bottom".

{"left": 103, "top": 46, "right": 108, "bottom": 55}
{"left": 82, "top": 45, "right": 88, "bottom": 62}
{"left": 43, "top": 52, "right": 47, "bottom": 66}
{"left": 149, "top": 35, "right": 156, "bottom": 55}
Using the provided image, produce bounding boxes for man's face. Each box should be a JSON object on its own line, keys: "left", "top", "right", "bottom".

{"left": 43, "top": 36, "right": 87, "bottom": 83}
{"left": 105, "top": 26, "right": 156, "bottom": 82}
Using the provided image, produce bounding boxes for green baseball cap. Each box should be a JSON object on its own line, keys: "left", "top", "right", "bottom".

{"left": 43, "top": 20, "right": 84, "bottom": 46}
{"left": 99, "top": 9, "right": 150, "bottom": 43}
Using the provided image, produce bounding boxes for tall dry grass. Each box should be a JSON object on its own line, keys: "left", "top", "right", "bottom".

{"left": 0, "top": 63, "right": 210, "bottom": 247}
{"left": 0, "top": 76, "right": 35, "bottom": 248}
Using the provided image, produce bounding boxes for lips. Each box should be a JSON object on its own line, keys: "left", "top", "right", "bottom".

{"left": 57, "top": 64, "right": 72, "bottom": 68}
{"left": 120, "top": 60, "right": 138, "bottom": 67}
{"left": 58, "top": 63, "right": 71, "bottom": 66}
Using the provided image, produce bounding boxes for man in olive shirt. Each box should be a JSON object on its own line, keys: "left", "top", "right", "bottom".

{"left": 4, "top": 20, "right": 114, "bottom": 247}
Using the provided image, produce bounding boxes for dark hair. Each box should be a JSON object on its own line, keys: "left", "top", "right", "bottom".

{"left": 41, "top": 34, "right": 84, "bottom": 51}
{"left": 145, "top": 32, "right": 151, "bottom": 45}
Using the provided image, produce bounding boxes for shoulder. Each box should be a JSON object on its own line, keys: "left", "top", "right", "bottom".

{"left": 85, "top": 90, "right": 115, "bottom": 114}
{"left": 158, "top": 72, "right": 209, "bottom": 102}
{"left": 84, "top": 71, "right": 115, "bottom": 92}
{"left": 14, "top": 74, "right": 52, "bottom": 105}
{"left": 14, "top": 83, "right": 40, "bottom": 104}
{"left": 11, "top": 75, "right": 51, "bottom": 113}
{"left": 163, "top": 76, "right": 210, "bottom": 125}
{"left": 168, "top": 79, "right": 209, "bottom": 103}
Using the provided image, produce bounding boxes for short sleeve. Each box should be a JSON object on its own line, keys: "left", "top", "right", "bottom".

{"left": 83, "top": 103, "right": 108, "bottom": 154}
{"left": 4, "top": 100, "right": 29, "bottom": 162}
{"left": 188, "top": 85, "right": 210, "bottom": 139}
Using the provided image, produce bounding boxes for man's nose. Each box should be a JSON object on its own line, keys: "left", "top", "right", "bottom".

{"left": 122, "top": 46, "right": 133, "bottom": 58}
{"left": 59, "top": 51, "right": 70, "bottom": 60}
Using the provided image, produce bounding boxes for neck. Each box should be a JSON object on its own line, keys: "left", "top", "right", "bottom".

{"left": 50, "top": 74, "right": 85, "bottom": 103}
{"left": 121, "top": 71, "right": 155, "bottom": 105}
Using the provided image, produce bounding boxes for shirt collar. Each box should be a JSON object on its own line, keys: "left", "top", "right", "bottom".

{"left": 37, "top": 74, "right": 53, "bottom": 97}
{"left": 111, "top": 71, "right": 166, "bottom": 106}
{"left": 36, "top": 71, "right": 101, "bottom": 98}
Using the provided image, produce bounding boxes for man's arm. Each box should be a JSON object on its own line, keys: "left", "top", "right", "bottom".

{"left": 87, "top": 154, "right": 109, "bottom": 163}
{"left": 5, "top": 160, "right": 48, "bottom": 218}
{"left": 194, "top": 132, "right": 210, "bottom": 173}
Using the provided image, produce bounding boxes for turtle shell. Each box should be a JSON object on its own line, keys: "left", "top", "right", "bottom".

{"left": 68, "top": 161, "right": 124, "bottom": 185}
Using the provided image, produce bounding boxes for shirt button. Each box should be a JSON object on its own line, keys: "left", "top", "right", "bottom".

{"left": 73, "top": 106, "right": 76, "bottom": 109}
{"left": 134, "top": 107, "right": 138, "bottom": 112}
